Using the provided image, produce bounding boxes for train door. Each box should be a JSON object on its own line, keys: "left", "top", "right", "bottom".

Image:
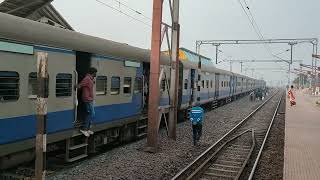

{"left": 206, "top": 74, "right": 210, "bottom": 100}
{"left": 178, "top": 62, "right": 183, "bottom": 108}
{"left": 215, "top": 73, "right": 219, "bottom": 99}
{"left": 234, "top": 76, "right": 237, "bottom": 95}
{"left": 241, "top": 78, "right": 243, "bottom": 93}
{"left": 196, "top": 71, "right": 201, "bottom": 102}
{"left": 233, "top": 76, "right": 236, "bottom": 95}
{"left": 189, "top": 69, "right": 196, "bottom": 105}
{"left": 75, "top": 51, "right": 92, "bottom": 126}
{"left": 142, "top": 62, "right": 150, "bottom": 112}
{"left": 229, "top": 76, "right": 232, "bottom": 96}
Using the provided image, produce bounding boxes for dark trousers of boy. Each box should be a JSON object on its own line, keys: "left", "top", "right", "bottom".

{"left": 192, "top": 124, "right": 203, "bottom": 145}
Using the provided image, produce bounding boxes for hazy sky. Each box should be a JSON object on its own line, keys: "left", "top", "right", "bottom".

{"left": 48, "top": 0, "right": 320, "bottom": 85}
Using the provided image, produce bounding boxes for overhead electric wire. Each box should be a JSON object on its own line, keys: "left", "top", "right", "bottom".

{"left": 109, "top": 0, "right": 152, "bottom": 22}
{"left": 95, "top": 0, "right": 151, "bottom": 28}
{"left": 237, "top": 0, "right": 277, "bottom": 59}
{"left": 237, "top": 0, "right": 263, "bottom": 40}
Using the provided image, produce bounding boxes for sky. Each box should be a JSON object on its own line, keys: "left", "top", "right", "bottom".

{"left": 32, "top": 0, "right": 320, "bottom": 85}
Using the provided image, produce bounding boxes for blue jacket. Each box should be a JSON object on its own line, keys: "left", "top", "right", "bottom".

{"left": 189, "top": 106, "right": 204, "bottom": 125}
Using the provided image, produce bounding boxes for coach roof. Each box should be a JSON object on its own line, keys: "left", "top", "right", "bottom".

{"left": 0, "top": 12, "right": 171, "bottom": 64}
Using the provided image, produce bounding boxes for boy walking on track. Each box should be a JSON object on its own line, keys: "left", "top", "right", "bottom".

{"left": 189, "top": 103, "right": 204, "bottom": 146}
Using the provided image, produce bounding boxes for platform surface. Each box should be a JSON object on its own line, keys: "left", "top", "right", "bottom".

{"left": 284, "top": 90, "right": 320, "bottom": 180}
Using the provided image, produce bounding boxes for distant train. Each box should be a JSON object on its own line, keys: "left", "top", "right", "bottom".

{"left": 0, "top": 12, "right": 266, "bottom": 169}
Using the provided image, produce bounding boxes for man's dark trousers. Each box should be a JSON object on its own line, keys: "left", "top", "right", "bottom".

{"left": 192, "top": 124, "right": 203, "bottom": 145}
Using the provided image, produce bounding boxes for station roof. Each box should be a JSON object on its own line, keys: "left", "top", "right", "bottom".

{"left": 0, "top": 0, "right": 73, "bottom": 30}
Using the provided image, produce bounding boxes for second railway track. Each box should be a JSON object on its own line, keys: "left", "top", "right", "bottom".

{"left": 172, "top": 89, "right": 284, "bottom": 180}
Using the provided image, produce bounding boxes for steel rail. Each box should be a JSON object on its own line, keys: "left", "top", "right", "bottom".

{"left": 248, "top": 91, "right": 285, "bottom": 180}
{"left": 171, "top": 90, "right": 280, "bottom": 180}
{"left": 188, "top": 129, "right": 255, "bottom": 180}
{"left": 235, "top": 129, "right": 256, "bottom": 180}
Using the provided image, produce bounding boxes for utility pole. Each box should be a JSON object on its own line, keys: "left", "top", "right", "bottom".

{"left": 214, "top": 44, "right": 220, "bottom": 64}
{"left": 168, "top": 0, "right": 180, "bottom": 140}
{"left": 312, "top": 45, "right": 315, "bottom": 88}
{"left": 288, "top": 42, "right": 297, "bottom": 85}
{"left": 35, "top": 52, "right": 48, "bottom": 180}
{"left": 146, "top": 0, "right": 163, "bottom": 152}
{"left": 240, "top": 62, "right": 243, "bottom": 73}
{"left": 315, "top": 44, "right": 318, "bottom": 87}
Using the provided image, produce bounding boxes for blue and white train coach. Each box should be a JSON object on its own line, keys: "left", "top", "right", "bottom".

{"left": 0, "top": 12, "right": 265, "bottom": 169}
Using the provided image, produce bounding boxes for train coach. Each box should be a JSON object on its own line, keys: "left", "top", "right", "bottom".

{"left": 0, "top": 12, "right": 265, "bottom": 169}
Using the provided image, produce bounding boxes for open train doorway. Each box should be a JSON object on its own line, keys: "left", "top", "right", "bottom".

{"left": 142, "top": 62, "right": 150, "bottom": 113}
{"left": 75, "top": 51, "right": 92, "bottom": 127}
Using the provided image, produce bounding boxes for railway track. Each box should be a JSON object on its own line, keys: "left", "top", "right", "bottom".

{"left": 172, "top": 90, "right": 284, "bottom": 180}
{"left": 0, "top": 91, "right": 272, "bottom": 180}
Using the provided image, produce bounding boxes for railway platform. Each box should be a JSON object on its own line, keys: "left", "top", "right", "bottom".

{"left": 284, "top": 90, "right": 320, "bottom": 180}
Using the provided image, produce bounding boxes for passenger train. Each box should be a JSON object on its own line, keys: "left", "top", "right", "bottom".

{"left": 0, "top": 12, "right": 266, "bottom": 169}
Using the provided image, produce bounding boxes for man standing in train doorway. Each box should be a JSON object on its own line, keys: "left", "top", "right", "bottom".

{"left": 76, "top": 67, "right": 97, "bottom": 137}
{"left": 189, "top": 103, "right": 204, "bottom": 146}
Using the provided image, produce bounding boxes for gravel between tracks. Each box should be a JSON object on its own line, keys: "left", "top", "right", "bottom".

{"left": 251, "top": 94, "right": 285, "bottom": 180}
{"left": 239, "top": 91, "right": 284, "bottom": 179}
{"left": 48, "top": 95, "right": 267, "bottom": 180}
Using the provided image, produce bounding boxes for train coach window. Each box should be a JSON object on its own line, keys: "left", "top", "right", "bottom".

{"left": 96, "top": 76, "right": 107, "bottom": 95}
{"left": 56, "top": 73, "right": 72, "bottom": 97}
{"left": 210, "top": 80, "right": 213, "bottom": 88}
{"left": 221, "top": 81, "right": 223, "bottom": 87}
{"left": 29, "top": 72, "right": 38, "bottom": 96}
{"left": 134, "top": 77, "right": 142, "bottom": 93}
{"left": 123, "top": 77, "right": 132, "bottom": 94}
{"left": 28, "top": 72, "right": 49, "bottom": 98}
{"left": 161, "top": 79, "right": 166, "bottom": 91}
{"left": 206, "top": 80, "right": 209, "bottom": 88}
{"left": 184, "top": 79, "right": 188, "bottom": 90}
{"left": 202, "top": 80, "right": 204, "bottom": 88}
{"left": 111, "top": 76, "right": 120, "bottom": 95}
{"left": 0, "top": 71, "right": 19, "bottom": 102}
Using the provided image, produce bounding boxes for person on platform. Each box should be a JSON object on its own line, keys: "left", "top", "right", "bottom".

{"left": 76, "top": 67, "right": 97, "bottom": 137}
{"left": 189, "top": 103, "right": 204, "bottom": 146}
{"left": 288, "top": 85, "right": 296, "bottom": 106}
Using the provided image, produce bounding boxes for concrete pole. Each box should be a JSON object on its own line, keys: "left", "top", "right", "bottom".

{"left": 288, "top": 44, "right": 294, "bottom": 86}
{"left": 312, "top": 44, "right": 315, "bottom": 89}
{"left": 146, "top": 0, "right": 163, "bottom": 152}
{"left": 168, "top": 0, "right": 180, "bottom": 140}
{"left": 288, "top": 63, "right": 291, "bottom": 85}
{"left": 315, "top": 44, "right": 318, "bottom": 87}
{"left": 215, "top": 44, "right": 219, "bottom": 64}
{"left": 35, "top": 52, "right": 48, "bottom": 180}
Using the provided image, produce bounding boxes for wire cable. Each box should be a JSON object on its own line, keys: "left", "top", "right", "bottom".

{"left": 95, "top": 0, "right": 151, "bottom": 28}
{"left": 237, "top": 0, "right": 263, "bottom": 39}
{"left": 237, "top": 0, "right": 276, "bottom": 58}
{"left": 108, "top": 0, "right": 152, "bottom": 22}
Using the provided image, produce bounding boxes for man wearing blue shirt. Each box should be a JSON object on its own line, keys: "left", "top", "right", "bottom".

{"left": 189, "top": 103, "right": 204, "bottom": 145}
